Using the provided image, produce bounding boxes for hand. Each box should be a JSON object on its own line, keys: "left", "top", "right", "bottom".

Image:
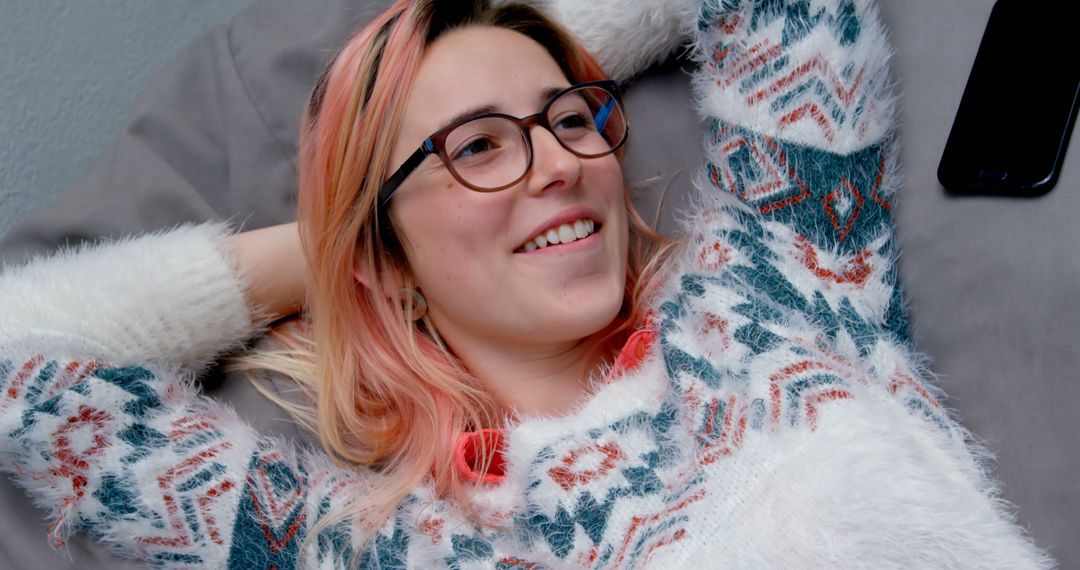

{"left": 227, "top": 222, "right": 306, "bottom": 322}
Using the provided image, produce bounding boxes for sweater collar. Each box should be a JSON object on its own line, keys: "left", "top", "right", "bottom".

{"left": 453, "top": 322, "right": 660, "bottom": 486}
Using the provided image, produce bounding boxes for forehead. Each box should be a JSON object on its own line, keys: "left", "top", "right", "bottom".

{"left": 402, "top": 26, "right": 570, "bottom": 135}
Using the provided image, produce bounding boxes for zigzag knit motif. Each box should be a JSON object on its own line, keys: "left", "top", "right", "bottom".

{"left": 0, "top": 1, "right": 1053, "bottom": 568}
{"left": 695, "top": 0, "right": 895, "bottom": 153}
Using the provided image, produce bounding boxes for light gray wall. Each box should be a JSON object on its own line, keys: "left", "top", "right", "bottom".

{"left": 0, "top": 0, "right": 254, "bottom": 238}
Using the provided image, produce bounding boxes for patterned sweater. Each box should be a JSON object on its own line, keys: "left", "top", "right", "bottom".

{"left": 0, "top": 0, "right": 1054, "bottom": 568}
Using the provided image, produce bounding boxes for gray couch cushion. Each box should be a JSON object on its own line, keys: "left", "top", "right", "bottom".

{"left": 1, "top": 0, "right": 1075, "bottom": 567}
{"left": 883, "top": 1, "right": 1079, "bottom": 564}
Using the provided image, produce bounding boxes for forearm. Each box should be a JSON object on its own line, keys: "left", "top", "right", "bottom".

{"left": 0, "top": 223, "right": 257, "bottom": 370}
{"left": 227, "top": 222, "right": 306, "bottom": 323}
{"left": 674, "top": 0, "right": 945, "bottom": 433}
{"left": 0, "top": 222, "right": 348, "bottom": 565}
{"left": 688, "top": 0, "right": 910, "bottom": 342}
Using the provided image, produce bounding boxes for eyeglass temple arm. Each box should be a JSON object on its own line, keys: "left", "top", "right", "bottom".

{"left": 379, "top": 138, "right": 436, "bottom": 205}
{"left": 595, "top": 96, "right": 616, "bottom": 132}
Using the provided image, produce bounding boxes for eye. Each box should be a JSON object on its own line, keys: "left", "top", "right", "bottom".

{"left": 452, "top": 136, "right": 497, "bottom": 161}
{"left": 553, "top": 112, "right": 593, "bottom": 132}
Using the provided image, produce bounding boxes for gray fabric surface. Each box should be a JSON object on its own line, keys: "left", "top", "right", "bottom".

{"left": 882, "top": 1, "right": 1079, "bottom": 565}
{"left": 0, "top": 0, "right": 1075, "bottom": 567}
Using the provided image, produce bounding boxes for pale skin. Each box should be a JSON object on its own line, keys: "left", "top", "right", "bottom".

{"left": 229, "top": 26, "right": 629, "bottom": 419}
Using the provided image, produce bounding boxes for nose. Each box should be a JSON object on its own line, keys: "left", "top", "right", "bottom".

{"left": 523, "top": 125, "right": 582, "bottom": 197}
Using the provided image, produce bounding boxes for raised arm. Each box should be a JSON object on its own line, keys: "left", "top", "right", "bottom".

{"left": 0, "top": 223, "right": 359, "bottom": 566}
{"left": 0, "top": 222, "right": 305, "bottom": 369}
{"left": 646, "top": 3, "right": 1050, "bottom": 565}
{"left": 0, "top": 223, "right": 257, "bottom": 369}
{"left": 689, "top": 0, "right": 907, "bottom": 340}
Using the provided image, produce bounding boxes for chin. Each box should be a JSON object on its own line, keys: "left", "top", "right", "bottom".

{"left": 548, "top": 284, "right": 626, "bottom": 342}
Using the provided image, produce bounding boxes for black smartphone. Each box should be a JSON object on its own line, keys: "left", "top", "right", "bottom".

{"left": 937, "top": 0, "right": 1080, "bottom": 196}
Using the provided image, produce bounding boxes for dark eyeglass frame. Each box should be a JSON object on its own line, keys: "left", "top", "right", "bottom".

{"left": 378, "top": 79, "right": 627, "bottom": 205}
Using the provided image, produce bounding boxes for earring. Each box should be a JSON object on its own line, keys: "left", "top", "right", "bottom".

{"left": 400, "top": 287, "right": 428, "bottom": 321}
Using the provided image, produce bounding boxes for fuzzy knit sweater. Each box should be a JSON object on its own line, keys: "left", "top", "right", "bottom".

{"left": 0, "top": 0, "right": 1055, "bottom": 568}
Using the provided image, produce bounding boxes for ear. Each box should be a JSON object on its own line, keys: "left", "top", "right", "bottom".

{"left": 352, "top": 250, "right": 411, "bottom": 294}
{"left": 351, "top": 248, "right": 373, "bottom": 288}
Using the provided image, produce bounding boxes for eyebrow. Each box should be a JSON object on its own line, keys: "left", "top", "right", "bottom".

{"left": 434, "top": 86, "right": 567, "bottom": 133}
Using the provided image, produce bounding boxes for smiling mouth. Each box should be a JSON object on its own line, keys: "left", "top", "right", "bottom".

{"left": 514, "top": 218, "right": 601, "bottom": 253}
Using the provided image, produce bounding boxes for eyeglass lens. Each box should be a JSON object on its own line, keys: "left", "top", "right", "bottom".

{"left": 441, "top": 85, "right": 626, "bottom": 191}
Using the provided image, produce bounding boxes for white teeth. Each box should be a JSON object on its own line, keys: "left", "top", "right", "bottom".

{"left": 520, "top": 218, "right": 599, "bottom": 252}
{"left": 558, "top": 224, "right": 575, "bottom": 243}
{"left": 573, "top": 219, "right": 588, "bottom": 239}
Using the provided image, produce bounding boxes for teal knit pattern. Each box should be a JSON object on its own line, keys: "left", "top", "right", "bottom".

{"left": 2, "top": 1, "right": 1044, "bottom": 568}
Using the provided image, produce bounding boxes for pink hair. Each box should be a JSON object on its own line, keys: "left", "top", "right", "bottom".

{"left": 235, "top": 0, "right": 676, "bottom": 556}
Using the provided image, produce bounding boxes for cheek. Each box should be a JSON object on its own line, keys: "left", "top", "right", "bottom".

{"left": 598, "top": 163, "right": 629, "bottom": 236}
{"left": 593, "top": 156, "right": 625, "bottom": 197}
{"left": 392, "top": 188, "right": 508, "bottom": 288}
{"left": 590, "top": 157, "right": 630, "bottom": 246}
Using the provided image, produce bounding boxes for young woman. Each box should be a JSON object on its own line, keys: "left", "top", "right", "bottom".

{"left": 0, "top": 0, "right": 1054, "bottom": 567}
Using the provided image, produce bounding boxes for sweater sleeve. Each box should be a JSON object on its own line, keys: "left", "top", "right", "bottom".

{"left": 687, "top": 0, "right": 908, "bottom": 341}
{"left": 0, "top": 225, "right": 367, "bottom": 567}
{"left": 0, "top": 223, "right": 259, "bottom": 371}
{"left": 676, "top": 0, "right": 942, "bottom": 409}
{"left": 618, "top": 2, "right": 1055, "bottom": 564}
{"left": 662, "top": 2, "right": 1053, "bottom": 564}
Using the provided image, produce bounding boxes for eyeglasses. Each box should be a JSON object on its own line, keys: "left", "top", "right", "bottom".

{"left": 379, "top": 80, "right": 628, "bottom": 205}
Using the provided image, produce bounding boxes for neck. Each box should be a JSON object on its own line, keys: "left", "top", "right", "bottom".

{"left": 442, "top": 331, "right": 611, "bottom": 423}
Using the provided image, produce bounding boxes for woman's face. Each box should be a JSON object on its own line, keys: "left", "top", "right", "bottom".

{"left": 386, "top": 26, "right": 629, "bottom": 354}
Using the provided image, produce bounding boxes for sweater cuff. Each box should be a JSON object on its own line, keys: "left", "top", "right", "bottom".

{"left": 0, "top": 222, "right": 258, "bottom": 370}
